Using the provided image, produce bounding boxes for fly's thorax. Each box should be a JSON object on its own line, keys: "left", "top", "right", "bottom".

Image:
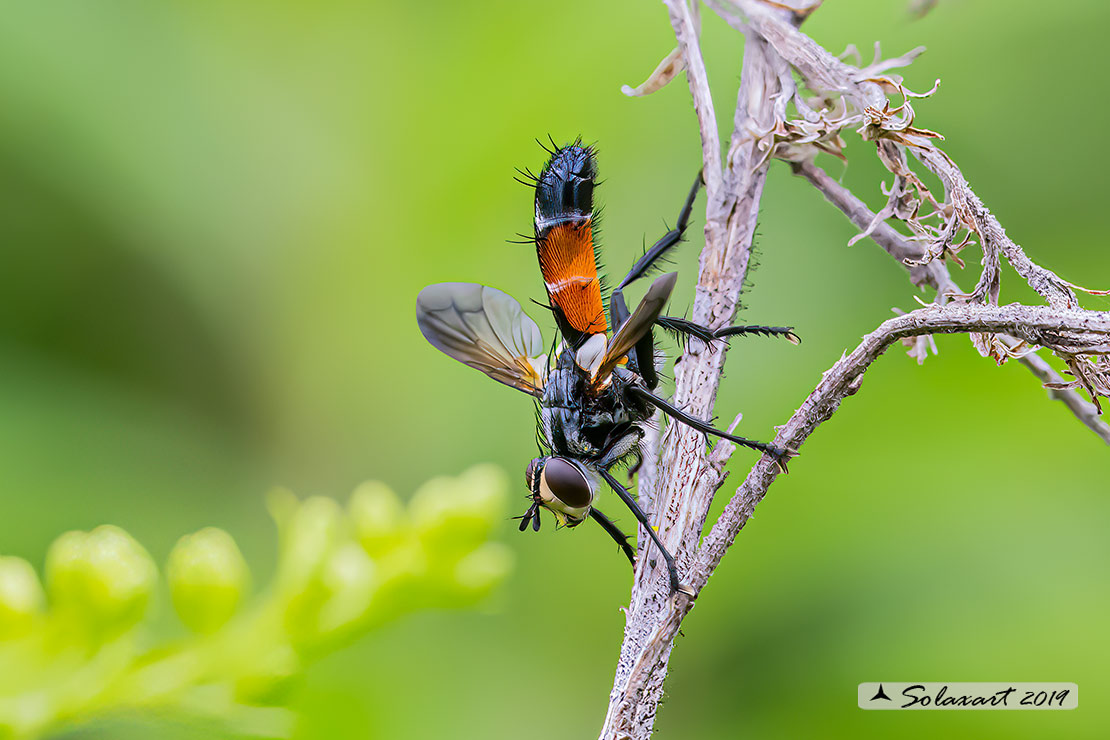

{"left": 545, "top": 406, "right": 601, "bottom": 458}
{"left": 542, "top": 355, "right": 583, "bottom": 406}
{"left": 540, "top": 358, "right": 590, "bottom": 455}
{"left": 540, "top": 351, "right": 647, "bottom": 460}
{"left": 525, "top": 456, "right": 598, "bottom": 527}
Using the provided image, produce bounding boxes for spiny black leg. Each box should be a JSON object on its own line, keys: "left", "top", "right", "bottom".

{"left": 715, "top": 325, "right": 800, "bottom": 344}
{"left": 599, "top": 468, "right": 692, "bottom": 596}
{"left": 609, "top": 170, "right": 701, "bottom": 318}
{"left": 627, "top": 384, "right": 791, "bottom": 469}
{"left": 589, "top": 507, "right": 637, "bottom": 567}
{"left": 615, "top": 169, "right": 703, "bottom": 292}
{"left": 608, "top": 171, "right": 701, "bottom": 389}
{"left": 656, "top": 316, "right": 716, "bottom": 343}
{"left": 657, "top": 316, "right": 800, "bottom": 345}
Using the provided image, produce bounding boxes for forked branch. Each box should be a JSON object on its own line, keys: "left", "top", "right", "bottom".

{"left": 793, "top": 160, "right": 1110, "bottom": 443}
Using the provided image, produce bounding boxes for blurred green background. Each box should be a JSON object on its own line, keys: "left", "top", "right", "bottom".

{"left": 1, "top": 0, "right": 1108, "bottom": 737}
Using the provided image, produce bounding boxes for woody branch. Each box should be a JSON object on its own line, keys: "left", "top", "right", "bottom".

{"left": 601, "top": 1, "right": 793, "bottom": 736}
{"left": 600, "top": 1, "right": 1109, "bottom": 738}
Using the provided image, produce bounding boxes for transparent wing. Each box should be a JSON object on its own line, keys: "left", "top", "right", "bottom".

{"left": 594, "top": 272, "right": 677, "bottom": 381}
{"left": 416, "top": 282, "right": 547, "bottom": 396}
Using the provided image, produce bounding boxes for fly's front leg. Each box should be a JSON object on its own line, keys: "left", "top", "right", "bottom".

{"left": 596, "top": 426, "right": 644, "bottom": 483}
{"left": 624, "top": 444, "right": 644, "bottom": 482}
{"left": 596, "top": 427, "right": 643, "bottom": 470}
{"left": 589, "top": 507, "right": 636, "bottom": 566}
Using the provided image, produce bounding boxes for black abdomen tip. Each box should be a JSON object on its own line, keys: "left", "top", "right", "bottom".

{"left": 535, "top": 143, "right": 597, "bottom": 229}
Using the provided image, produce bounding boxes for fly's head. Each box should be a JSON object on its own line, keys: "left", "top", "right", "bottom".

{"left": 520, "top": 455, "right": 598, "bottom": 530}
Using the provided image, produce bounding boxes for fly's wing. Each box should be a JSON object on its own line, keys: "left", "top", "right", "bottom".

{"left": 416, "top": 283, "right": 547, "bottom": 396}
{"left": 593, "top": 272, "right": 677, "bottom": 382}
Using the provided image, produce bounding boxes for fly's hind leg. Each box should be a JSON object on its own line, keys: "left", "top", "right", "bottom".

{"left": 609, "top": 170, "right": 702, "bottom": 390}
{"left": 614, "top": 169, "right": 702, "bottom": 295}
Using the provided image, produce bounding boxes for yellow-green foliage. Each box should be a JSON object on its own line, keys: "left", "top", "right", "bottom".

{"left": 0, "top": 465, "right": 511, "bottom": 739}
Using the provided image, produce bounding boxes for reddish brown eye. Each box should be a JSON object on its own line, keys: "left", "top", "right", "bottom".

{"left": 540, "top": 457, "right": 591, "bottom": 508}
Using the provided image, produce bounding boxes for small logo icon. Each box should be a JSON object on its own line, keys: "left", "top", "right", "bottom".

{"left": 870, "top": 684, "right": 892, "bottom": 702}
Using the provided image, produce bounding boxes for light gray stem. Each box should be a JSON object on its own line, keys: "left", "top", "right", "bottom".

{"left": 598, "top": 5, "right": 788, "bottom": 739}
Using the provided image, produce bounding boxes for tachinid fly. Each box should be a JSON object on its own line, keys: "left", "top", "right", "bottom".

{"left": 416, "top": 140, "right": 798, "bottom": 594}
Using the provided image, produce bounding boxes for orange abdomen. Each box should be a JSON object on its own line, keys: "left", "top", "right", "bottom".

{"left": 537, "top": 220, "right": 607, "bottom": 335}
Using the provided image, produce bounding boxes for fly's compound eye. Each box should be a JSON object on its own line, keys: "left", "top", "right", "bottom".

{"left": 538, "top": 457, "right": 592, "bottom": 509}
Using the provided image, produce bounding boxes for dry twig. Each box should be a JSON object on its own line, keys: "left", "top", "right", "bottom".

{"left": 793, "top": 160, "right": 1110, "bottom": 443}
